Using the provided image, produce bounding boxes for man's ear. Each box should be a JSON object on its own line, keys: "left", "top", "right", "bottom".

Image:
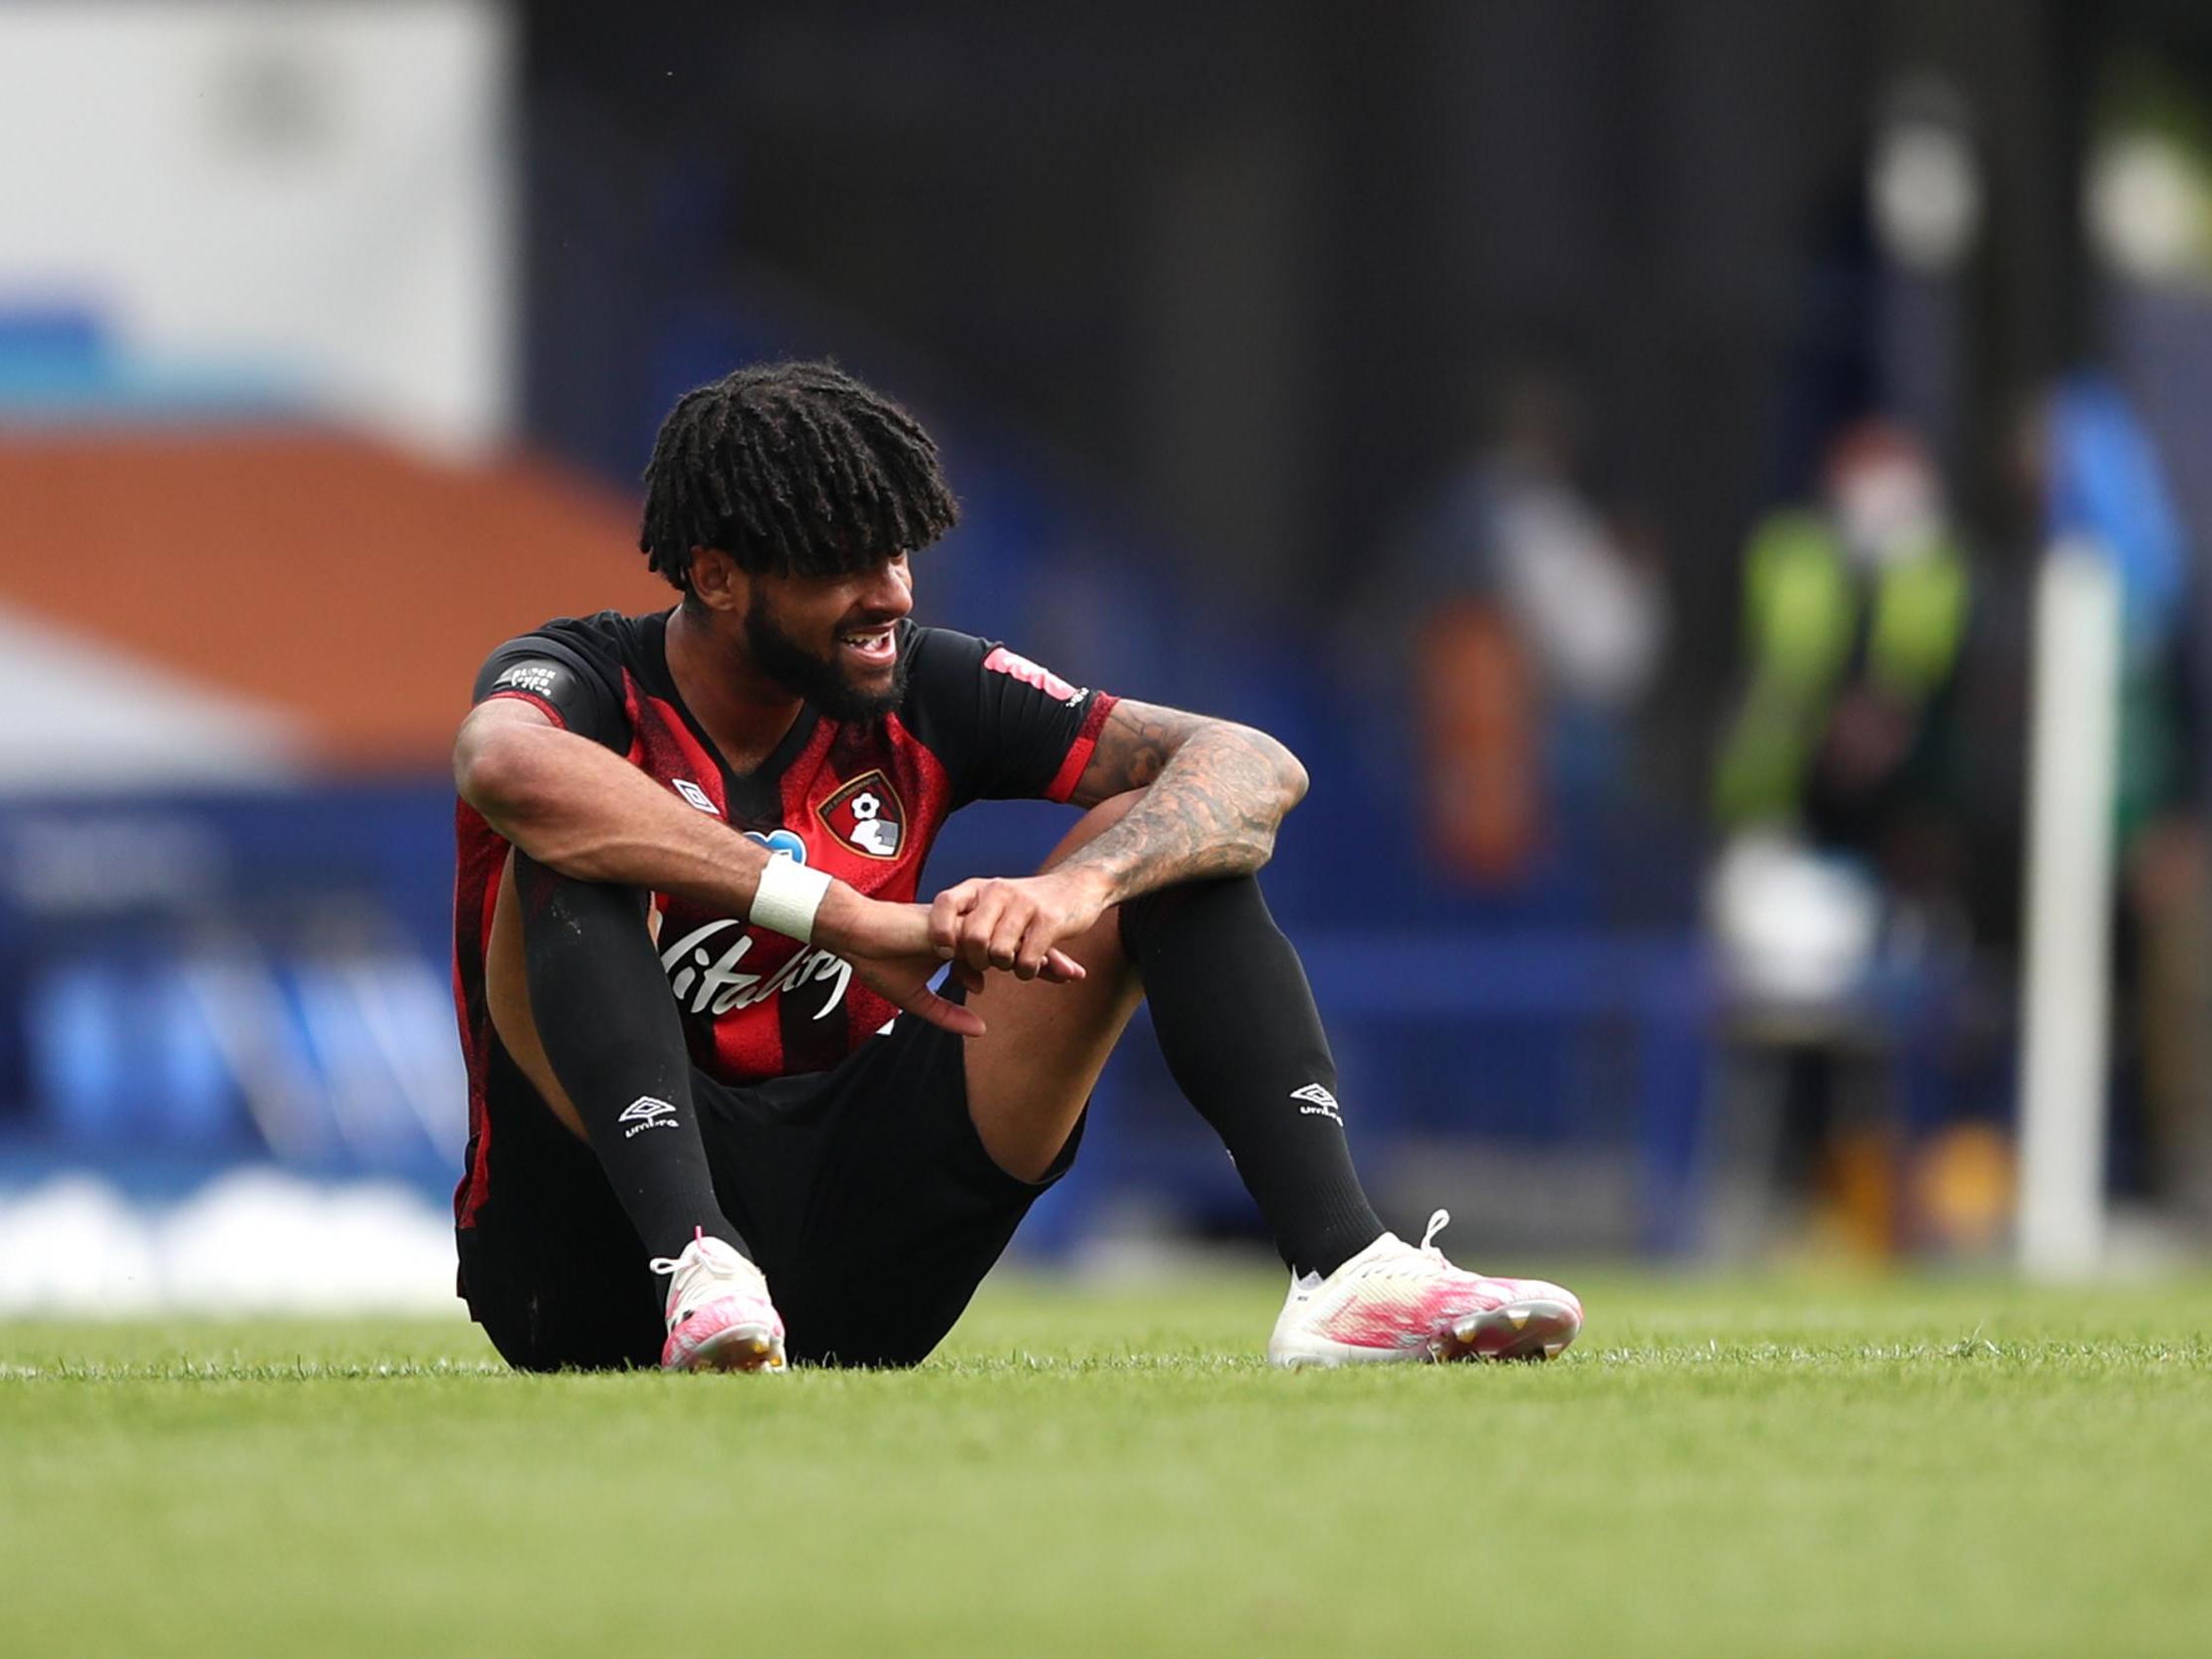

{"left": 686, "top": 545, "right": 747, "bottom": 614}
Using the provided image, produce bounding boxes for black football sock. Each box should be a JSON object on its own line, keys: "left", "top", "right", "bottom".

{"left": 1119, "top": 876, "right": 1387, "bottom": 1278}
{"left": 512, "top": 852, "right": 748, "bottom": 1265}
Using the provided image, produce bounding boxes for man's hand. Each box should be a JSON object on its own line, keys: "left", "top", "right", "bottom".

{"left": 817, "top": 890, "right": 1086, "bottom": 1037}
{"left": 929, "top": 869, "right": 1113, "bottom": 982}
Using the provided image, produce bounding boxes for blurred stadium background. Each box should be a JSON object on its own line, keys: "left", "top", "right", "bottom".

{"left": 6, "top": 0, "right": 2212, "bottom": 1315}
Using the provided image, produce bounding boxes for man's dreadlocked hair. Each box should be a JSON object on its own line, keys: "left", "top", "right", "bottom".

{"left": 639, "top": 360, "right": 959, "bottom": 589}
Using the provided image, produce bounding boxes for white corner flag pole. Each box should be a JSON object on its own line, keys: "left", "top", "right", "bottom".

{"left": 2017, "top": 537, "right": 2121, "bottom": 1280}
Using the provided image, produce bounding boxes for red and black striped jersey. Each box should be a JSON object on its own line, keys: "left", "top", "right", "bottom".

{"left": 451, "top": 609, "right": 1115, "bottom": 1223}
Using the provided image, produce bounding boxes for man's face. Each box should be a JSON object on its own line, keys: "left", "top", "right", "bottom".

{"left": 740, "top": 552, "right": 915, "bottom": 722}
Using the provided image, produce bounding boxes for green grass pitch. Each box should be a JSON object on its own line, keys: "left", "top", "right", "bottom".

{"left": 5, "top": 1267, "right": 2210, "bottom": 1658}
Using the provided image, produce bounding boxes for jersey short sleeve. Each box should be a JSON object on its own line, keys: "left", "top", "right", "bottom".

{"left": 471, "top": 616, "right": 632, "bottom": 752}
{"left": 900, "top": 626, "right": 1118, "bottom": 805}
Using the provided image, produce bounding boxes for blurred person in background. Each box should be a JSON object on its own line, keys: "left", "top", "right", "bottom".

{"left": 449, "top": 361, "right": 1584, "bottom": 1374}
{"left": 1706, "top": 419, "right": 1977, "bottom": 1255}
{"left": 1388, "top": 369, "right": 1668, "bottom": 883}
{"left": 1713, "top": 420, "right": 1973, "bottom": 916}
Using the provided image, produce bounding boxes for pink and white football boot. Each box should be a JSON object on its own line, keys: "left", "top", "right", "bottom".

{"left": 1267, "top": 1210, "right": 1582, "bottom": 1367}
{"left": 649, "top": 1230, "right": 787, "bottom": 1373}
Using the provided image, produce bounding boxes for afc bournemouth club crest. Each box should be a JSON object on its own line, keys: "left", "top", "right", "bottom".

{"left": 816, "top": 769, "right": 906, "bottom": 860}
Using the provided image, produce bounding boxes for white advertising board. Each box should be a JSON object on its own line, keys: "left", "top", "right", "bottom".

{"left": 0, "top": 1, "right": 515, "bottom": 455}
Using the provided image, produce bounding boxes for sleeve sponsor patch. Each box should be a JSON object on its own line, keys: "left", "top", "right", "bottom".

{"left": 982, "top": 645, "right": 1082, "bottom": 704}
{"left": 471, "top": 630, "right": 631, "bottom": 752}
{"left": 491, "top": 661, "right": 561, "bottom": 699}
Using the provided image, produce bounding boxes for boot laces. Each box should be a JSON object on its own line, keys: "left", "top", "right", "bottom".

{"left": 1347, "top": 1209, "right": 1457, "bottom": 1284}
{"left": 648, "top": 1227, "right": 760, "bottom": 1317}
{"left": 647, "top": 1225, "right": 712, "bottom": 1280}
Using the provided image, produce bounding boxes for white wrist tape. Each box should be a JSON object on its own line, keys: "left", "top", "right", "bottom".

{"left": 749, "top": 855, "right": 832, "bottom": 944}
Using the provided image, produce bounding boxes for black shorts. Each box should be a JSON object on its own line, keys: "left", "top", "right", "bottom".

{"left": 456, "top": 1009, "right": 1081, "bottom": 1370}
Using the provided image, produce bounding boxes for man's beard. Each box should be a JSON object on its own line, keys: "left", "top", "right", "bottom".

{"left": 744, "top": 592, "right": 909, "bottom": 724}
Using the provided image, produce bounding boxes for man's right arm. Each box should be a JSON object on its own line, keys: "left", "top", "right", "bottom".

{"left": 455, "top": 697, "right": 785, "bottom": 916}
{"left": 453, "top": 700, "right": 1079, "bottom": 1029}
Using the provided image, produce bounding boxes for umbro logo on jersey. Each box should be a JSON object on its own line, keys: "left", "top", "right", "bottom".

{"left": 619, "top": 1096, "right": 678, "bottom": 1139}
{"left": 672, "top": 778, "right": 719, "bottom": 815}
{"left": 1291, "top": 1083, "right": 1343, "bottom": 1125}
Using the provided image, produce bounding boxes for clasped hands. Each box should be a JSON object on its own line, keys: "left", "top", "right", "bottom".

{"left": 815, "top": 869, "right": 1110, "bottom": 1037}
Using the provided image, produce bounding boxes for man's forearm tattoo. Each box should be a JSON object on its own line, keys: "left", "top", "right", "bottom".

{"left": 1062, "top": 703, "right": 1306, "bottom": 902}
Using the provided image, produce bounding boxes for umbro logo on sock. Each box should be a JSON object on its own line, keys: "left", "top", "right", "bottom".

{"left": 619, "top": 1096, "right": 678, "bottom": 1139}
{"left": 1291, "top": 1083, "right": 1343, "bottom": 1125}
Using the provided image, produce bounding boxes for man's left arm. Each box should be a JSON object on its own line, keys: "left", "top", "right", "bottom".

{"left": 1059, "top": 699, "right": 1307, "bottom": 891}
{"left": 930, "top": 700, "right": 1307, "bottom": 979}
